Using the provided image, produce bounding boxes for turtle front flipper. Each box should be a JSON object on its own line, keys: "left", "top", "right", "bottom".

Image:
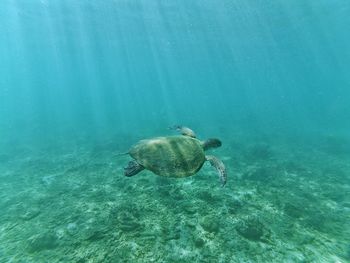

{"left": 206, "top": 155, "right": 227, "bottom": 186}
{"left": 169, "top": 125, "right": 196, "bottom": 138}
{"left": 124, "top": 160, "right": 145, "bottom": 177}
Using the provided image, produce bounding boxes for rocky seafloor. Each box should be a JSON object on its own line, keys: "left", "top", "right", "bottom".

{"left": 0, "top": 133, "right": 349, "bottom": 262}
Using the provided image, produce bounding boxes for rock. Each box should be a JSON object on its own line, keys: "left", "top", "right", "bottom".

{"left": 182, "top": 204, "right": 197, "bottom": 215}
{"left": 118, "top": 211, "right": 142, "bottom": 233}
{"left": 200, "top": 216, "right": 220, "bottom": 233}
{"left": 197, "top": 191, "right": 221, "bottom": 204}
{"left": 20, "top": 208, "right": 41, "bottom": 221}
{"left": 119, "top": 221, "right": 141, "bottom": 232}
{"left": 41, "top": 175, "right": 57, "bottom": 186}
{"left": 302, "top": 212, "right": 326, "bottom": 231}
{"left": 194, "top": 237, "right": 205, "bottom": 248}
{"left": 227, "top": 198, "right": 243, "bottom": 214}
{"left": 298, "top": 233, "right": 315, "bottom": 245}
{"left": 163, "top": 227, "right": 181, "bottom": 241}
{"left": 284, "top": 203, "right": 305, "bottom": 218}
{"left": 84, "top": 228, "right": 106, "bottom": 241}
{"left": 139, "top": 232, "right": 157, "bottom": 241}
{"left": 236, "top": 217, "right": 266, "bottom": 242}
{"left": 186, "top": 220, "right": 197, "bottom": 228}
{"left": 66, "top": 222, "right": 79, "bottom": 236}
{"left": 27, "top": 232, "right": 58, "bottom": 252}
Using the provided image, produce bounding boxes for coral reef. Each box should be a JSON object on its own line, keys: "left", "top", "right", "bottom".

{"left": 0, "top": 135, "right": 349, "bottom": 262}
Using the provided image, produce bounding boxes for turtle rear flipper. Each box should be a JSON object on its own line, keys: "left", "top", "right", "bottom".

{"left": 124, "top": 160, "right": 144, "bottom": 177}
{"left": 206, "top": 155, "right": 227, "bottom": 186}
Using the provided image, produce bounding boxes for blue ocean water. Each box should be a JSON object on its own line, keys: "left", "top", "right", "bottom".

{"left": 1, "top": 1, "right": 349, "bottom": 262}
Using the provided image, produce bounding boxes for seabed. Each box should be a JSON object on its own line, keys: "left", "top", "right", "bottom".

{"left": 0, "top": 133, "right": 349, "bottom": 262}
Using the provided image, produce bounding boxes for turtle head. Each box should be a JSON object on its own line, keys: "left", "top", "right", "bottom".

{"left": 202, "top": 138, "right": 222, "bottom": 151}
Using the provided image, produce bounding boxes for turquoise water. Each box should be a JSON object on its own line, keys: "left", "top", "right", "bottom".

{"left": 1, "top": 1, "right": 350, "bottom": 262}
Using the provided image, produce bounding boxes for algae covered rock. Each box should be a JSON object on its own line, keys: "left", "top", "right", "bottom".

{"left": 227, "top": 197, "right": 243, "bottom": 214}
{"left": 117, "top": 210, "right": 143, "bottom": 234}
{"left": 284, "top": 202, "right": 305, "bottom": 218}
{"left": 27, "top": 232, "right": 58, "bottom": 252}
{"left": 194, "top": 237, "right": 205, "bottom": 248}
{"left": 236, "top": 216, "right": 268, "bottom": 242}
{"left": 200, "top": 215, "right": 220, "bottom": 233}
{"left": 20, "top": 207, "right": 41, "bottom": 221}
{"left": 66, "top": 222, "right": 79, "bottom": 236}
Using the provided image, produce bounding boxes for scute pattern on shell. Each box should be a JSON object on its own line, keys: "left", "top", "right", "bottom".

{"left": 129, "top": 136, "right": 206, "bottom": 177}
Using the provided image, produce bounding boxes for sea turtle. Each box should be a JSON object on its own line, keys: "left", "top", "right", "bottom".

{"left": 123, "top": 126, "right": 227, "bottom": 186}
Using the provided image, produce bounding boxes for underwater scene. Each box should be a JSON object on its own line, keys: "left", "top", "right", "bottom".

{"left": 1, "top": 1, "right": 350, "bottom": 262}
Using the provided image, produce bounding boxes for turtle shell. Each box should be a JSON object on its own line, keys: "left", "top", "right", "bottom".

{"left": 129, "top": 136, "right": 206, "bottom": 177}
